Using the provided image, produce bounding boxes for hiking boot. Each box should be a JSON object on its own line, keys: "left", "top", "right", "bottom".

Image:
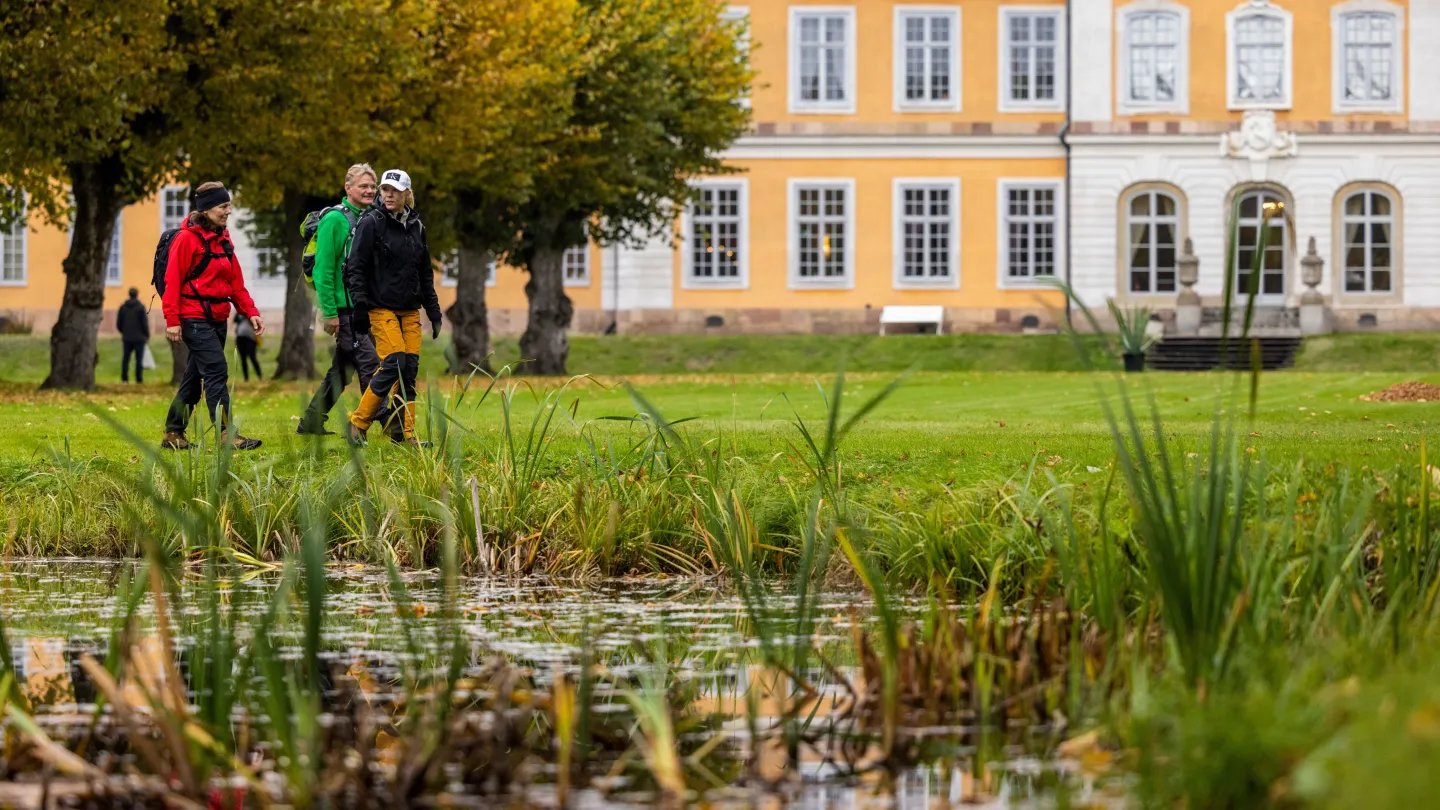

{"left": 344, "top": 422, "right": 368, "bottom": 447}
{"left": 160, "top": 432, "right": 191, "bottom": 450}
{"left": 296, "top": 423, "right": 336, "bottom": 437}
{"left": 379, "top": 413, "right": 406, "bottom": 444}
{"left": 232, "top": 434, "right": 262, "bottom": 451}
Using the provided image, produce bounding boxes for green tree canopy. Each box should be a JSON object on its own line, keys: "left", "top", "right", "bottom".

{"left": 508, "top": 0, "right": 752, "bottom": 374}
{"left": 0, "top": 0, "right": 200, "bottom": 389}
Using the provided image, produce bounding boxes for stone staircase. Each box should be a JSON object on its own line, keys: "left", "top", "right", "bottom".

{"left": 1149, "top": 307, "right": 1303, "bottom": 371}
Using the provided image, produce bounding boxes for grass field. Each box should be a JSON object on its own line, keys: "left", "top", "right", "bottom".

{"left": 4, "top": 327, "right": 1439, "bottom": 577}
{"left": 7, "top": 331, "right": 1440, "bottom": 808}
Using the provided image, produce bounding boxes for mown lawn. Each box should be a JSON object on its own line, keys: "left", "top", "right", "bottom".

{"left": 1, "top": 363, "right": 1435, "bottom": 487}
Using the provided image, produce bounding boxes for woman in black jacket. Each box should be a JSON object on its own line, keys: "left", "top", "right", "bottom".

{"left": 342, "top": 169, "right": 442, "bottom": 446}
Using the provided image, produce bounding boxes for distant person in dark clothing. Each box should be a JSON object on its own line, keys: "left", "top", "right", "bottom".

{"left": 234, "top": 310, "right": 262, "bottom": 381}
{"left": 117, "top": 287, "right": 150, "bottom": 384}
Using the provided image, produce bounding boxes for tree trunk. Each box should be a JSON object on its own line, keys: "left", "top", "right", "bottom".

{"left": 446, "top": 243, "right": 493, "bottom": 375}
{"left": 519, "top": 245, "right": 572, "bottom": 376}
{"left": 40, "top": 160, "right": 126, "bottom": 390}
{"left": 273, "top": 191, "right": 317, "bottom": 379}
{"left": 169, "top": 340, "right": 190, "bottom": 385}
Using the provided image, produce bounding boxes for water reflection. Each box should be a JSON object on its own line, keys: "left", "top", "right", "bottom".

{"left": 0, "top": 561, "right": 1121, "bottom": 809}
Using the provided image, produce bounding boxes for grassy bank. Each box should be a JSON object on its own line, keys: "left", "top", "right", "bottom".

{"left": 5, "top": 330, "right": 1440, "bottom": 384}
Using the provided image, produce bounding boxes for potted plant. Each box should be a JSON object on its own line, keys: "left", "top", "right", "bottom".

{"left": 1108, "top": 301, "right": 1157, "bottom": 372}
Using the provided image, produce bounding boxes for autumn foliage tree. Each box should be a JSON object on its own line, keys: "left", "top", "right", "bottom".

{"left": 393, "top": 0, "right": 577, "bottom": 377}
{"left": 510, "top": 0, "right": 752, "bottom": 375}
{"left": 0, "top": 1, "right": 197, "bottom": 390}
{"left": 183, "top": 0, "right": 430, "bottom": 380}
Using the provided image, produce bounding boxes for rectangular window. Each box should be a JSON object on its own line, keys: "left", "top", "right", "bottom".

{"left": 688, "top": 184, "right": 745, "bottom": 284}
{"left": 791, "top": 181, "right": 853, "bottom": 287}
{"left": 1234, "top": 14, "right": 1286, "bottom": 103}
{"left": 722, "top": 7, "right": 751, "bottom": 108}
{"left": 440, "top": 254, "right": 497, "bottom": 287}
{"left": 253, "top": 247, "right": 283, "bottom": 279}
{"left": 563, "top": 245, "right": 590, "bottom": 286}
{"left": 1341, "top": 13, "right": 1395, "bottom": 104}
{"left": 0, "top": 204, "right": 24, "bottom": 285}
{"left": 1343, "top": 191, "right": 1394, "bottom": 293}
{"left": 1126, "top": 191, "right": 1179, "bottom": 294}
{"left": 1002, "top": 9, "right": 1062, "bottom": 109}
{"left": 791, "top": 7, "right": 856, "bottom": 113}
{"left": 105, "top": 215, "right": 123, "bottom": 286}
{"left": 895, "top": 8, "right": 959, "bottom": 110}
{"left": 161, "top": 186, "right": 188, "bottom": 232}
{"left": 894, "top": 180, "right": 959, "bottom": 287}
{"left": 1002, "top": 183, "right": 1059, "bottom": 283}
{"left": 1128, "top": 12, "right": 1179, "bottom": 103}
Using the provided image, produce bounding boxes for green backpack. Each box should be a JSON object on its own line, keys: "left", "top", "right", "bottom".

{"left": 299, "top": 204, "right": 360, "bottom": 289}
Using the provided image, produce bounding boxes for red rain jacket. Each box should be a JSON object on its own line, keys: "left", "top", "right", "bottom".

{"left": 161, "top": 219, "right": 259, "bottom": 327}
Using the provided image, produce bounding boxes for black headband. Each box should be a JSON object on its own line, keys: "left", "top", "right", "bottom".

{"left": 192, "top": 186, "right": 231, "bottom": 212}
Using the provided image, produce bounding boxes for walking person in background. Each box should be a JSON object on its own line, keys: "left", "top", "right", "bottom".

{"left": 297, "top": 163, "right": 392, "bottom": 436}
{"left": 160, "top": 182, "right": 265, "bottom": 451}
{"left": 116, "top": 287, "right": 150, "bottom": 384}
{"left": 233, "top": 310, "right": 263, "bottom": 381}
{"left": 343, "top": 169, "right": 442, "bottom": 447}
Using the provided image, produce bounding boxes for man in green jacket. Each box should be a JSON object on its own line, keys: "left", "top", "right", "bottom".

{"left": 298, "top": 164, "right": 389, "bottom": 435}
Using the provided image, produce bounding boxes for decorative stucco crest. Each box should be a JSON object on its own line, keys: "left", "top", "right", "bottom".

{"left": 1220, "top": 110, "right": 1299, "bottom": 180}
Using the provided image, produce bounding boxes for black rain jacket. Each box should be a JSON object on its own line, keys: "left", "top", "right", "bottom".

{"left": 343, "top": 205, "right": 441, "bottom": 322}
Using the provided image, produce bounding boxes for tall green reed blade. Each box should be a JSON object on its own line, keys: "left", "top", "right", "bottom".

{"left": 1045, "top": 200, "right": 1274, "bottom": 686}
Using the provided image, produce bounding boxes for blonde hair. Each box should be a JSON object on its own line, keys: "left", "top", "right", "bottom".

{"left": 345, "top": 163, "right": 377, "bottom": 188}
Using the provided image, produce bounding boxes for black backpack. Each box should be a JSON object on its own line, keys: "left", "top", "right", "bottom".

{"left": 151, "top": 227, "right": 235, "bottom": 315}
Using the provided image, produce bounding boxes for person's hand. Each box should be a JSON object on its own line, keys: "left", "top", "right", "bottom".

{"left": 431, "top": 319, "right": 442, "bottom": 340}
{"left": 250, "top": 315, "right": 265, "bottom": 337}
{"left": 353, "top": 308, "right": 371, "bottom": 335}
{"left": 323, "top": 316, "right": 340, "bottom": 336}
{"left": 428, "top": 309, "right": 442, "bottom": 340}
{"left": 166, "top": 325, "right": 182, "bottom": 344}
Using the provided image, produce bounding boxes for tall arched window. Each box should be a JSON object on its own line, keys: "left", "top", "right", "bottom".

{"left": 1233, "top": 188, "right": 1289, "bottom": 300}
{"left": 1126, "top": 189, "right": 1180, "bottom": 293}
{"left": 1341, "top": 189, "right": 1395, "bottom": 293}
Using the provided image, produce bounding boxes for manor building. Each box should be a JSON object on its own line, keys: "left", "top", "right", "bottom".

{"left": 3, "top": 0, "right": 1438, "bottom": 335}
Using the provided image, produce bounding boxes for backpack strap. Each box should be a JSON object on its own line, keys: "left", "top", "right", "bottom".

{"left": 179, "top": 231, "right": 235, "bottom": 321}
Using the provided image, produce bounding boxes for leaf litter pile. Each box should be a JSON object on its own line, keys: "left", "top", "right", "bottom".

{"left": 1359, "top": 381, "right": 1440, "bottom": 402}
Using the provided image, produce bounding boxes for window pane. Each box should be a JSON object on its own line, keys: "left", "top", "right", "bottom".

{"left": 1371, "top": 193, "right": 1391, "bottom": 216}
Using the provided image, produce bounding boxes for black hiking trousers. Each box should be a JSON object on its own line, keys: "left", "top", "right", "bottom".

{"left": 121, "top": 339, "right": 147, "bottom": 384}
{"left": 300, "top": 308, "right": 385, "bottom": 432}
{"left": 165, "top": 319, "right": 233, "bottom": 435}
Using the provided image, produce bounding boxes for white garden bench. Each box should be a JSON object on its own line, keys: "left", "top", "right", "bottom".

{"left": 879, "top": 305, "right": 945, "bottom": 335}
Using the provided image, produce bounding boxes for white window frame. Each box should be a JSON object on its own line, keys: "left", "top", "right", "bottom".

{"left": 563, "top": 244, "right": 591, "bottom": 287}
{"left": 1231, "top": 187, "right": 1289, "bottom": 302}
{"left": 1124, "top": 188, "right": 1182, "bottom": 295}
{"left": 893, "top": 6, "right": 962, "bottom": 113}
{"left": 159, "top": 185, "right": 188, "bottom": 232}
{"left": 1226, "top": 1, "right": 1293, "bottom": 111}
{"left": 788, "top": 178, "right": 856, "bottom": 290}
{"left": 996, "top": 179, "right": 1066, "bottom": 289}
{"left": 105, "top": 214, "right": 123, "bottom": 287}
{"left": 1116, "top": 0, "right": 1190, "bottom": 116}
{"left": 439, "top": 255, "right": 498, "bottom": 288}
{"left": 683, "top": 178, "right": 750, "bottom": 290}
{"left": 788, "top": 6, "right": 858, "bottom": 114}
{"left": 892, "top": 179, "right": 961, "bottom": 290}
{"left": 998, "top": 6, "right": 1066, "bottom": 113}
{"left": 0, "top": 198, "right": 25, "bottom": 287}
{"left": 1340, "top": 189, "right": 1396, "bottom": 294}
{"left": 722, "top": 6, "right": 752, "bottom": 109}
{"left": 1331, "top": 1, "right": 1404, "bottom": 114}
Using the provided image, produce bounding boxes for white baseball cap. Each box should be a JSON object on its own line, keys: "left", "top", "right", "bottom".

{"left": 379, "top": 169, "right": 412, "bottom": 192}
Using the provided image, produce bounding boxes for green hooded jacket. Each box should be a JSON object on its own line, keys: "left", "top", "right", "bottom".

{"left": 313, "top": 197, "right": 365, "bottom": 318}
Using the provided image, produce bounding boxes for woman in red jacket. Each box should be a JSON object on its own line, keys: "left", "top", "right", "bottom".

{"left": 160, "top": 182, "right": 264, "bottom": 450}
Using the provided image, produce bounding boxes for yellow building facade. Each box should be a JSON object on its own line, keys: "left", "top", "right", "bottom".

{"left": 4, "top": 0, "right": 1438, "bottom": 335}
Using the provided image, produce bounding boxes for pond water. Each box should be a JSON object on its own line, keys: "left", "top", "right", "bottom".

{"left": 0, "top": 561, "right": 1123, "bottom": 809}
